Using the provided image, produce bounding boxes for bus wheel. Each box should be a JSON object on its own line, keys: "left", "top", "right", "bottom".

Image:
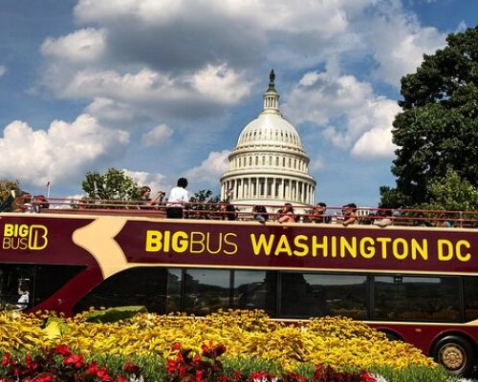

{"left": 433, "top": 336, "right": 474, "bottom": 377}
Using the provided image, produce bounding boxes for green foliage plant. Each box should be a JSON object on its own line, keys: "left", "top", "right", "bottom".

{"left": 82, "top": 168, "right": 140, "bottom": 202}
{"left": 381, "top": 26, "right": 478, "bottom": 207}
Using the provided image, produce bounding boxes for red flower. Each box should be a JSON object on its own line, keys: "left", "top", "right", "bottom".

{"left": 63, "top": 354, "right": 84, "bottom": 368}
{"left": 96, "top": 367, "right": 111, "bottom": 381}
{"left": 232, "top": 370, "right": 242, "bottom": 380}
{"left": 166, "top": 359, "right": 178, "bottom": 373}
{"left": 55, "top": 345, "right": 71, "bottom": 356}
{"left": 123, "top": 360, "right": 141, "bottom": 375}
{"left": 171, "top": 342, "right": 182, "bottom": 351}
{"left": 361, "top": 371, "right": 377, "bottom": 382}
{"left": 34, "top": 374, "right": 53, "bottom": 382}
{"left": 117, "top": 376, "right": 128, "bottom": 382}
{"left": 85, "top": 361, "right": 99, "bottom": 376}
{"left": 196, "top": 369, "right": 204, "bottom": 382}
{"left": 193, "top": 354, "right": 201, "bottom": 363}
{"left": 215, "top": 344, "right": 226, "bottom": 357}
{"left": 25, "top": 354, "right": 38, "bottom": 372}
{"left": 1, "top": 353, "right": 10, "bottom": 367}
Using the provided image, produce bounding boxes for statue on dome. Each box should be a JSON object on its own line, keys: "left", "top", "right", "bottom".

{"left": 269, "top": 70, "right": 275, "bottom": 85}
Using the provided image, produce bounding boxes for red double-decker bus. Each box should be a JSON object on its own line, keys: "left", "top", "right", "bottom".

{"left": 1, "top": 204, "right": 478, "bottom": 376}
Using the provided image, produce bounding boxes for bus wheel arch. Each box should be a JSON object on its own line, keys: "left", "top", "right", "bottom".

{"left": 379, "top": 329, "right": 402, "bottom": 341}
{"left": 431, "top": 334, "right": 476, "bottom": 377}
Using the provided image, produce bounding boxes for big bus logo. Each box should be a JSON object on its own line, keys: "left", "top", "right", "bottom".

{"left": 2, "top": 223, "right": 48, "bottom": 251}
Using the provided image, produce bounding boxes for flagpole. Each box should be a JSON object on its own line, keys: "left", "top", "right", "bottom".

{"left": 46, "top": 181, "right": 51, "bottom": 198}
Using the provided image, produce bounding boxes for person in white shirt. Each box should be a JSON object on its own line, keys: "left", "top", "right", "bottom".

{"left": 166, "top": 178, "right": 189, "bottom": 219}
{"left": 17, "top": 283, "right": 29, "bottom": 310}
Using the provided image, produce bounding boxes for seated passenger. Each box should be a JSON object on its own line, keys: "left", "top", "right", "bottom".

{"left": 435, "top": 213, "right": 452, "bottom": 228}
{"left": 13, "top": 193, "right": 34, "bottom": 213}
{"left": 340, "top": 203, "right": 358, "bottom": 226}
{"left": 138, "top": 186, "right": 164, "bottom": 209}
{"left": 373, "top": 208, "right": 393, "bottom": 228}
{"left": 277, "top": 203, "right": 295, "bottom": 224}
{"left": 219, "top": 201, "right": 237, "bottom": 221}
{"left": 310, "top": 202, "right": 331, "bottom": 224}
{"left": 252, "top": 205, "right": 269, "bottom": 222}
{"left": 33, "top": 194, "right": 49, "bottom": 212}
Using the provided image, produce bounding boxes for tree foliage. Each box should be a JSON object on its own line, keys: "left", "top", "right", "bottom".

{"left": 82, "top": 168, "right": 140, "bottom": 200}
{"left": 381, "top": 26, "right": 478, "bottom": 208}
{"left": 425, "top": 169, "right": 478, "bottom": 211}
{"left": 0, "top": 179, "right": 20, "bottom": 212}
{"left": 0, "top": 179, "right": 19, "bottom": 201}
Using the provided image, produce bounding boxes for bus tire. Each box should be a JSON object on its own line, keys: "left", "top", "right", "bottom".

{"left": 432, "top": 335, "right": 475, "bottom": 377}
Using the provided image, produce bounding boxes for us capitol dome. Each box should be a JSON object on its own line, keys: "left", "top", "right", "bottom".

{"left": 220, "top": 71, "right": 316, "bottom": 209}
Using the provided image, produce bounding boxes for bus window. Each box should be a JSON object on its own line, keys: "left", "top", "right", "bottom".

{"left": 33, "top": 265, "right": 85, "bottom": 308}
{"left": 280, "top": 272, "right": 367, "bottom": 319}
{"left": 374, "top": 275, "right": 460, "bottom": 322}
{"left": 184, "top": 269, "right": 230, "bottom": 315}
{"left": 0, "top": 264, "right": 84, "bottom": 311}
{"left": 0, "top": 265, "right": 34, "bottom": 310}
{"left": 73, "top": 267, "right": 171, "bottom": 314}
{"left": 464, "top": 276, "right": 478, "bottom": 321}
{"left": 166, "top": 269, "right": 182, "bottom": 313}
{"left": 233, "top": 270, "right": 276, "bottom": 316}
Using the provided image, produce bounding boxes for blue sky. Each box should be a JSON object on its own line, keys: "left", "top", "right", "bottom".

{"left": 0, "top": 0, "right": 476, "bottom": 208}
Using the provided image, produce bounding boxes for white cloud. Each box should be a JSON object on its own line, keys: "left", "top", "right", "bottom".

{"left": 123, "top": 169, "right": 169, "bottom": 193}
{"left": 191, "top": 64, "right": 251, "bottom": 104}
{"left": 141, "top": 124, "right": 173, "bottom": 147}
{"left": 41, "top": 28, "right": 107, "bottom": 63}
{"left": 0, "top": 114, "right": 129, "bottom": 188}
{"left": 0, "top": 66, "right": 6, "bottom": 78}
{"left": 364, "top": 1, "right": 446, "bottom": 86}
{"left": 41, "top": 65, "right": 253, "bottom": 123}
{"left": 284, "top": 68, "right": 400, "bottom": 158}
{"left": 185, "top": 150, "right": 230, "bottom": 184}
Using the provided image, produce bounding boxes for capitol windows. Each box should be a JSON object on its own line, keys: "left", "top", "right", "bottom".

{"left": 275, "top": 157, "right": 279, "bottom": 166}
{"left": 283, "top": 158, "right": 286, "bottom": 167}
{"left": 262, "top": 156, "right": 265, "bottom": 165}
{"left": 255, "top": 157, "right": 258, "bottom": 166}
{"left": 249, "top": 157, "right": 252, "bottom": 166}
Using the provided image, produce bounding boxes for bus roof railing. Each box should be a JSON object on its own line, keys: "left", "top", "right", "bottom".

{"left": 3, "top": 196, "right": 477, "bottom": 229}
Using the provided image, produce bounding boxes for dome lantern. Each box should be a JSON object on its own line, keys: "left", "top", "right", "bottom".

{"left": 263, "top": 70, "right": 280, "bottom": 114}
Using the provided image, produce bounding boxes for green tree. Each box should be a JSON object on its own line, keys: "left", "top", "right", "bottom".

{"left": 188, "top": 189, "right": 221, "bottom": 218}
{"left": 381, "top": 26, "right": 478, "bottom": 207}
{"left": 82, "top": 168, "right": 140, "bottom": 200}
{"left": 425, "top": 169, "right": 478, "bottom": 211}
{"left": 0, "top": 179, "right": 20, "bottom": 212}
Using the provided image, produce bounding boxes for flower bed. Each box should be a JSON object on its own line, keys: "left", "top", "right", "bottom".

{"left": 0, "top": 309, "right": 451, "bottom": 382}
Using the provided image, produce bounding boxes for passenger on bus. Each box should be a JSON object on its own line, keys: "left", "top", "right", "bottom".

{"left": 310, "top": 202, "right": 331, "bottom": 224}
{"left": 166, "top": 178, "right": 189, "bottom": 219}
{"left": 137, "top": 186, "right": 164, "bottom": 209}
{"left": 340, "top": 203, "right": 358, "bottom": 226}
{"left": 435, "top": 213, "right": 453, "bottom": 228}
{"left": 219, "top": 201, "right": 237, "bottom": 221}
{"left": 253, "top": 205, "right": 269, "bottom": 223}
{"left": 13, "top": 193, "right": 34, "bottom": 213}
{"left": 277, "top": 203, "right": 295, "bottom": 223}
{"left": 33, "top": 194, "right": 49, "bottom": 212}
{"left": 373, "top": 208, "right": 393, "bottom": 228}
{"left": 16, "top": 283, "right": 29, "bottom": 310}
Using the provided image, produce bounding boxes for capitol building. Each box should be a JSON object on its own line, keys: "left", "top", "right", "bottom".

{"left": 220, "top": 71, "right": 316, "bottom": 209}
